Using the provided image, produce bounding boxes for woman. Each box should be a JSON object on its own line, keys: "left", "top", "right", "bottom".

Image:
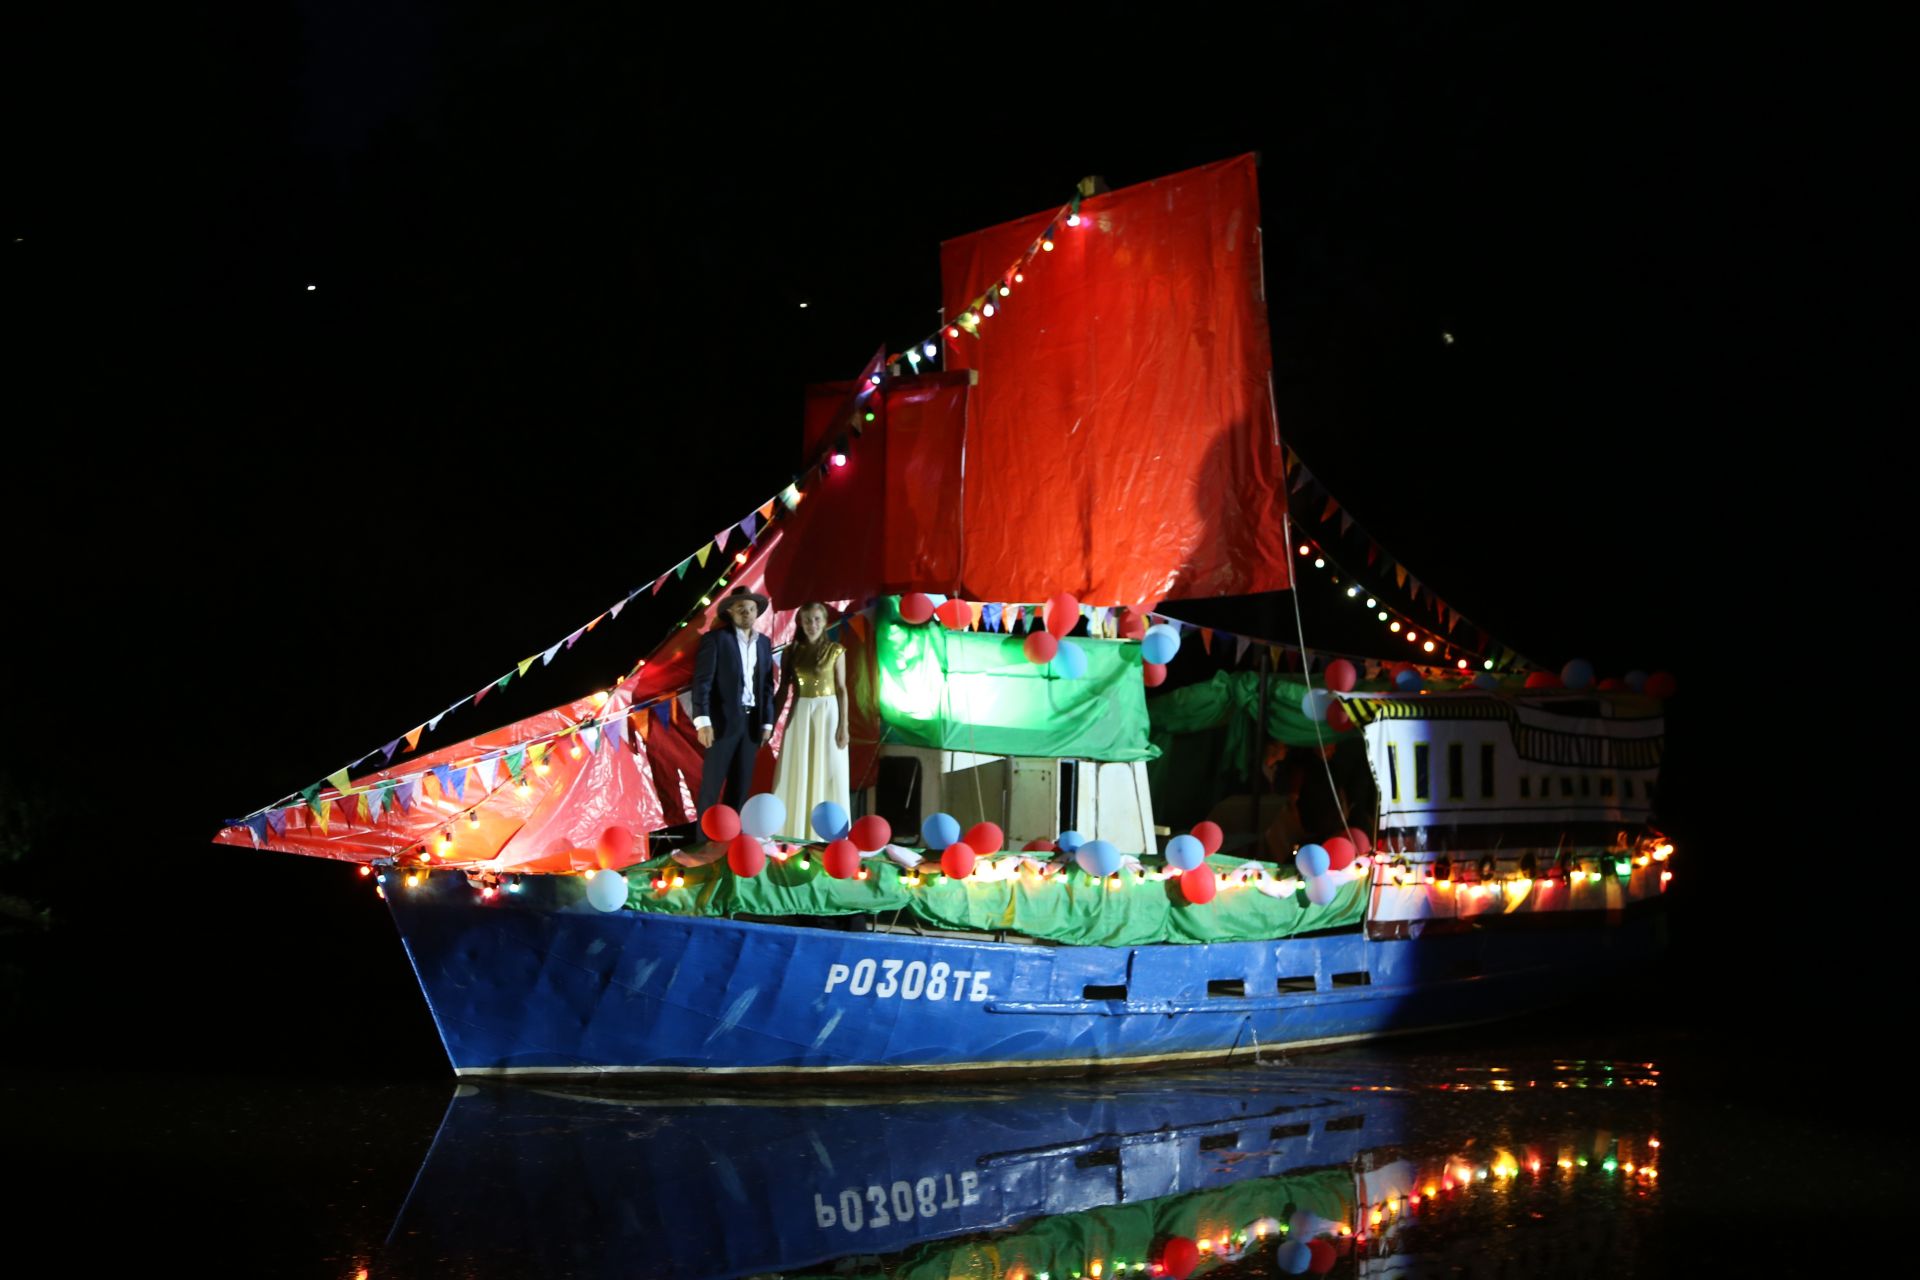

{"left": 770, "top": 602, "right": 850, "bottom": 836}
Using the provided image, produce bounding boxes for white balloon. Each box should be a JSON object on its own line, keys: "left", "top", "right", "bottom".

{"left": 586, "top": 869, "right": 629, "bottom": 912}
{"left": 1305, "top": 873, "right": 1340, "bottom": 906}
{"left": 739, "top": 792, "right": 787, "bottom": 839}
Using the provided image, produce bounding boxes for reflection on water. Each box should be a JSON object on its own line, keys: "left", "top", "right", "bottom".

{"left": 378, "top": 1052, "right": 1664, "bottom": 1279}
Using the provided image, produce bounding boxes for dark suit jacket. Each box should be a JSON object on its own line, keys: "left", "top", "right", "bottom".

{"left": 690, "top": 626, "right": 776, "bottom": 736}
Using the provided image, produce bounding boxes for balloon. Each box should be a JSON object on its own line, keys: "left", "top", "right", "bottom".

{"left": 964, "top": 822, "right": 1003, "bottom": 857}
{"left": 1470, "top": 672, "right": 1499, "bottom": 690}
{"left": 1277, "top": 1240, "right": 1312, "bottom": 1274}
{"left": 941, "top": 841, "right": 977, "bottom": 879}
{"left": 1305, "top": 873, "right": 1339, "bottom": 905}
{"left": 1524, "top": 671, "right": 1562, "bottom": 690}
{"left": 1394, "top": 667, "right": 1423, "bottom": 691}
{"left": 1561, "top": 658, "right": 1595, "bottom": 690}
{"left": 1325, "top": 658, "right": 1357, "bottom": 692}
{"left": 1307, "top": 1238, "right": 1337, "bottom": 1274}
{"left": 1052, "top": 640, "right": 1088, "bottom": 679}
{"left": 1021, "top": 838, "right": 1056, "bottom": 853}
{"left": 726, "top": 833, "right": 766, "bottom": 877}
{"left": 1300, "top": 688, "right": 1333, "bottom": 721}
{"left": 1625, "top": 669, "right": 1649, "bottom": 692}
{"left": 1056, "top": 829, "right": 1086, "bottom": 854}
{"left": 1077, "top": 839, "right": 1121, "bottom": 876}
{"left": 1161, "top": 1237, "right": 1200, "bottom": 1280}
{"left": 899, "top": 592, "right": 935, "bottom": 624}
{"left": 934, "top": 598, "right": 972, "bottom": 630}
{"left": 1597, "top": 676, "right": 1626, "bottom": 691}
{"left": 1142, "top": 661, "right": 1168, "bottom": 687}
{"left": 739, "top": 792, "right": 787, "bottom": 839}
{"left": 1192, "top": 821, "right": 1224, "bottom": 854}
{"left": 1644, "top": 671, "right": 1678, "bottom": 698}
{"left": 810, "top": 801, "right": 851, "bottom": 842}
{"left": 1117, "top": 607, "right": 1148, "bottom": 641}
{"left": 1322, "top": 836, "right": 1356, "bottom": 871}
{"left": 1044, "top": 591, "right": 1080, "bottom": 638}
{"left": 1345, "top": 827, "right": 1373, "bottom": 859}
{"left": 921, "top": 812, "right": 961, "bottom": 851}
{"left": 700, "top": 804, "right": 741, "bottom": 843}
{"left": 1164, "top": 833, "right": 1206, "bottom": 870}
{"left": 1141, "top": 624, "right": 1180, "bottom": 665}
{"left": 585, "top": 868, "right": 629, "bottom": 912}
{"left": 1180, "top": 865, "right": 1217, "bottom": 904}
{"left": 597, "top": 825, "right": 636, "bottom": 865}
{"left": 1023, "top": 631, "right": 1059, "bottom": 664}
{"left": 1326, "top": 700, "right": 1354, "bottom": 732}
{"left": 849, "top": 815, "right": 892, "bottom": 852}
{"left": 823, "top": 838, "right": 860, "bottom": 879}
{"left": 1296, "top": 843, "right": 1331, "bottom": 878}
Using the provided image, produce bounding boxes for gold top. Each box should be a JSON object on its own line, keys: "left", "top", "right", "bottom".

{"left": 787, "top": 640, "right": 844, "bottom": 698}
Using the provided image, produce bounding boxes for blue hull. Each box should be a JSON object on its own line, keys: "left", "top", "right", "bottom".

{"left": 385, "top": 875, "right": 1666, "bottom": 1076}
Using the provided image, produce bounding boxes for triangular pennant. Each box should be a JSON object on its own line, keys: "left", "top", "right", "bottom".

{"left": 475, "top": 757, "right": 500, "bottom": 791}
{"left": 564, "top": 627, "right": 586, "bottom": 649}
{"left": 542, "top": 641, "right": 563, "bottom": 666}
{"left": 1199, "top": 627, "right": 1214, "bottom": 654}
{"left": 756, "top": 499, "right": 775, "bottom": 522}
{"left": 373, "top": 783, "right": 394, "bottom": 817}
{"left": 518, "top": 656, "right": 536, "bottom": 678}
{"left": 581, "top": 725, "right": 601, "bottom": 754}
{"left": 1409, "top": 579, "right": 1420, "bottom": 602}
{"left": 1270, "top": 645, "right": 1284, "bottom": 667}
{"left": 394, "top": 780, "right": 417, "bottom": 813}
{"left": 381, "top": 738, "right": 401, "bottom": 763}
{"left": 447, "top": 766, "right": 467, "bottom": 802}
{"left": 1321, "top": 495, "right": 1339, "bottom": 522}
{"left": 431, "top": 764, "right": 453, "bottom": 798}
{"left": 1009, "top": 604, "right": 1025, "bottom": 631}
{"left": 653, "top": 573, "right": 669, "bottom": 596}
{"left": 1367, "top": 543, "right": 1380, "bottom": 567}
{"left": 428, "top": 711, "right": 447, "bottom": 732}
{"left": 1394, "top": 564, "right": 1407, "bottom": 588}
{"left": 695, "top": 544, "right": 712, "bottom": 568}
{"left": 474, "top": 681, "right": 493, "bottom": 706}
{"left": 635, "top": 712, "right": 651, "bottom": 741}
{"left": 326, "top": 767, "right": 353, "bottom": 795}
{"left": 1291, "top": 465, "right": 1311, "bottom": 495}
{"left": 300, "top": 783, "right": 323, "bottom": 817}
{"left": 740, "top": 512, "right": 759, "bottom": 541}
{"left": 244, "top": 815, "right": 270, "bottom": 846}
{"left": 266, "top": 807, "right": 289, "bottom": 836}
{"left": 1339, "top": 510, "right": 1354, "bottom": 536}
{"left": 981, "top": 602, "right": 1003, "bottom": 633}
{"left": 312, "top": 798, "right": 331, "bottom": 834}
{"left": 714, "top": 526, "right": 732, "bottom": 552}
{"left": 653, "top": 702, "right": 671, "bottom": 725}
{"left": 1449, "top": 609, "right": 1462, "bottom": 634}
{"left": 505, "top": 749, "right": 525, "bottom": 783}
{"left": 609, "top": 600, "right": 626, "bottom": 621}
{"left": 585, "top": 613, "right": 605, "bottom": 633}
{"left": 1235, "top": 635, "right": 1252, "bottom": 663}
{"left": 674, "top": 559, "right": 690, "bottom": 580}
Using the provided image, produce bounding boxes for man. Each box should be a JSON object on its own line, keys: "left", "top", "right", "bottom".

{"left": 691, "top": 585, "right": 777, "bottom": 817}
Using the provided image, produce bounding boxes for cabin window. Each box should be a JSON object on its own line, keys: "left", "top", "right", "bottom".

{"left": 1199, "top": 1133, "right": 1240, "bottom": 1152}
{"left": 1539, "top": 775, "right": 1550, "bottom": 799}
{"left": 1580, "top": 774, "right": 1592, "bottom": 797}
{"left": 1331, "top": 971, "right": 1372, "bottom": 987}
{"left": 1324, "top": 1115, "right": 1365, "bottom": 1132}
{"left": 1519, "top": 776, "right": 1531, "bottom": 799}
{"left": 1600, "top": 776, "right": 1615, "bottom": 797}
{"left": 1480, "top": 744, "right": 1496, "bottom": 798}
{"left": 1623, "top": 778, "right": 1634, "bottom": 799}
{"left": 1448, "top": 743, "right": 1465, "bottom": 799}
{"left": 1271, "top": 1123, "right": 1310, "bottom": 1140}
{"left": 1074, "top": 1148, "right": 1119, "bottom": 1169}
{"left": 1277, "top": 975, "right": 1318, "bottom": 993}
{"left": 1207, "top": 979, "right": 1247, "bottom": 998}
{"left": 1386, "top": 745, "right": 1401, "bottom": 802}
{"left": 1083, "top": 984, "right": 1127, "bottom": 1001}
{"left": 1413, "top": 744, "right": 1431, "bottom": 801}
{"left": 1559, "top": 776, "right": 1575, "bottom": 799}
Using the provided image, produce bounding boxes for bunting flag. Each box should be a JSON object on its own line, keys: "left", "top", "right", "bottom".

{"left": 1367, "top": 543, "right": 1380, "bottom": 567}
{"left": 635, "top": 712, "right": 650, "bottom": 741}
{"left": 756, "top": 499, "right": 775, "bottom": 522}
{"left": 1270, "top": 645, "right": 1284, "bottom": 667}
{"left": 653, "top": 702, "right": 671, "bottom": 726}
{"left": 981, "top": 602, "right": 1003, "bottom": 633}
{"left": 1408, "top": 579, "right": 1421, "bottom": 602}
{"left": 740, "top": 512, "right": 759, "bottom": 541}
{"left": 300, "top": 782, "right": 323, "bottom": 817}
{"left": 312, "top": 798, "right": 331, "bottom": 834}
{"left": 474, "top": 681, "right": 493, "bottom": 706}
{"left": 430, "top": 764, "right": 452, "bottom": 799}
{"left": 1290, "top": 464, "right": 1311, "bottom": 494}
{"left": 695, "top": 544, "right": 712, "bottom": 568}
{"left": 267, "top": 807, "right": 289, "bottom": 836}
{"left": 564, "top": 627, "right": 586, "bottom": 650}
{"left": 585, "top": 613, "right": 604, "bottom": 633}
{"left": 1200, "top": 627, "right": 1214, "bottom": 654}
{"left": 475, "top": 757, "right": 500, "bottom": 791}
{"left": 381, "top": 738, "right": 401, "bottom": 763}
{"left": 373, "top": 782, "right": 394, "bottom": 816}
{"left": 326, "top": 767, "right": 353, "bottom": 795}
{"left": 542, "top": 641, "right": 563, "bottom": 666}
{"left": 1235, "top": 635, "right": 1252, "bottom": 663}
{"left": 518, "top": 656, "right": 536, "bottom": 678}
{"left": 609, "top": 600, "right": 626, "bottom": 620}
{"left": 394, "top": 779, "right": 417, "bottom": 812}
{"left": 506, "top": 749, "right": 526, "bottom": 783}
{"left": 674, "top": 559, "right": 690, "bottom": 580}
{"left": 1394, "top": 564, "right": 1408, "bottom": 588}
{"left": 653, "top": 573, "right": 669, "bottom": 595}
{"left": 581, "top": 724, "right": 600, "bottom": 754}
{"left": 244, "top": 815, "right": 270, "bottom": 846}
{"left": 1321, "top": 495, "right": 1340, "bottom": 522}
{"left": 714, "top": 526, "right": 732, "bottom": 552}
{"left": 1339, "top": 510, "right": 1354, "bottom": 535}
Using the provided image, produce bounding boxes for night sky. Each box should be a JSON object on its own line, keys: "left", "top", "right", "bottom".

{"left": 5, "top": 6, "right": 1847, "bottom": 1074}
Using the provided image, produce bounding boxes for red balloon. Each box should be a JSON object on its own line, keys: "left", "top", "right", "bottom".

{"left": 1161, "top": 1237, "right": 1200, "bottom": 1280}
{"left": 1117, "top": 607, "right": 1148, "bottom": 641}
{"left": 1525, "top": 671, "right": 1562, "bottom": 689}
{"left": 726, "top": 833, "right": 766, "bottom": 877}
{"left": 849, "top": 815, "right": 892, "bottom": 853}
{"left": 1644, "top": 671, "right": 1678, "bottom": 698}
{"left": 1021, "top": 838, "right": 1056, "bottom": 853}
{"left": 899, "top": 593, "right": 935, "bottom": 624}
{"left": 934, "top": 598, "right": 972, "bottom": 630}
{"left": 1044, "top": 591, "right": 1080, "bottom": 638}
{"left": 1597, "top": 676, "right": 1625, "bottom": 691}
{"left": 1325, "top": 658, "right": 1357, "bottom": 692}
{"left": 597, "top": 825, "right": 636, "bottom": 866}
{"left": 823, "top": 838, "right": 860, "bottom": 879}
{"left": 1179, "top": 865, "right": 1217, "bottom": 904}
{"left": 1322, "top": 836, "right": 1356, "bottom": 871}
{"left": 1346, "top": 826, "right": 1373, "bottom": 859}
{"left": 1327, "top": 700, "right": 1354, "bottom": 733}
{"left": 1307, "top": 1238, "right": 1337, "bottom": 1273}
{"left": 941, "top": 840, "right": 977, "bottom": 879}
{"left": 1192, "top": 821, "right": 1224, "bottom": 855}
{"left": 701, "top": 804, "right": 741, "bottom": 843}
{"left": 964, "top": 822, "right": 1004, "bottom": 857}
{"left": 1023, "top": 631, "right": 1059, "bottom": 664}
{"left": 1142, "top": 661, "right": 1167, "bottom": 687}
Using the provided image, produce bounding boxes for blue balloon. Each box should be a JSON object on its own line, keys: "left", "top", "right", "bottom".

{"left": 585, "top": 868, "right": 629, "bottom": 912}
{"left": 1277, "top": 1241, "right": 1312, "bottom": 1274}
{"left": 1300, "top": 688, "right": 1333, "bottom": 721}
{"left": 1625, "top": 669, "right": 1649, "bottom": 692}
{"left": 1306, "top": 872, "right": 1340, "bottom": 906}
{"left": 739, "top": 792, "right": 787, "bottom": 839}
{"left": 810, "top": 801, "right": 850, "bottom": 842}
{"left": 921, "top": 811, "right": 961, "bottom": 851}
{"left": 1164, "top": 833, "right": 1206, "bottom": 870}
{"left": 1470, "top": 672, "right": 1499, "bottom": 690}
{"left": 1394, "top": 667, "right": 1423, "bottom": 691}
{"left": 1056, "top": 829, "right": 1086, "bottom": 854}
{"left": 1052, "top": 640, "right": 1088, "bottom": 679}
{"left": 1078, "top": 839, "right": 1121, "bottom": 876}
{"left": 1141, "top": 624, "right": 1180, "bottom": 665}
{"left": 1295, "top": 843, "right": 1330, "bottom": 878}
{"left": 1561, "top": 658, "right": 1595, "bottom": 691}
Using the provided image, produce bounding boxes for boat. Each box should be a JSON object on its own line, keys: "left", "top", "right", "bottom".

{"left": 378, "top": 1061, "right": 1663, "bottom": 1278}
{"left": 214, "top": 154, "right": 1674, "bottom": 1078}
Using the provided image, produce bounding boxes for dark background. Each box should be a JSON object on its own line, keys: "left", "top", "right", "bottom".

{"left": 2, "top": 4, "right": 1874, "bottom": 1078}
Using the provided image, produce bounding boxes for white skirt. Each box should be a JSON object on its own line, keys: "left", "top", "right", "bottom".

{"left": 772, "top": 695, "right": 849, "bottom": 837}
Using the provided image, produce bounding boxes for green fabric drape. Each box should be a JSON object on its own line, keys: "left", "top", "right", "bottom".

{"left": 621, "top": 852, "right": 1366, "bottom": 944}
{"left": 1146, "top": 671, "right": 1361, "bottom": 827}
{"left": 874, "top": 598, "right": 1157, "bottom": 762}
